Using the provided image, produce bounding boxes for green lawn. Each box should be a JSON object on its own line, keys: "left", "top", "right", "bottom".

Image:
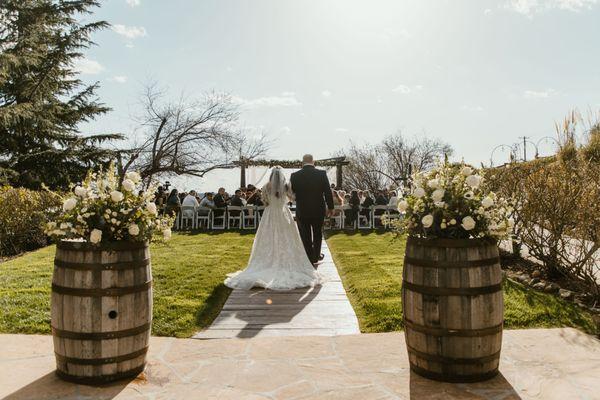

{"left": 326, "top": 232, "right": 599, "bottom": 335}
{"left": 0, "top": 232, "right": 254, "bottom": 338}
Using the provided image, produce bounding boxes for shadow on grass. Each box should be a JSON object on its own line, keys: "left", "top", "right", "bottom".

{"left": 325, "top": 229, "right": 390, "bottom": 238}
{"left": 194, "top": 283, "right": 233, "bottom": 330}
{"left": 503, "top": 278, "right": 598, "bottom": 334}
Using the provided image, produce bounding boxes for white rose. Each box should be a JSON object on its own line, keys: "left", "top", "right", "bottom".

{"left": 125, "top": 171, "right": 141, "bottom": 183}
{"left": 413, "top": 187, "right": 426, "bottom": 198}
{"left": 427, "top": 179, "right": 440, "bottom": 189}
{"left": 466, "top": 175, "right": 481, "bottom": 188}
{"left": 90, "top": 229, "right": 102, "bottom": 244}
{"left": 122, "top": 179, "right": 135, "bottom": 192}
{"left": 449, "top": 218, "right": 457, "bottom": 225}
{"left": 482, "top": 196, "right": 494, "bottom": 208}
{"left": 397, "top": 200, "right": 409, "bottom": 212}
{"left": 440, "top": 222, "right": 447, "bottom": 229}
{"left": 128, "top": 223, "right": 140, "bottom": 236}
{"left": 146, "top": 202, "right": 158, "bottom": 215}
{"left": 62, "top": 198, "right": 77, "bottom": 212}
{"left": 461, "top": 216, "right": 476, "bottom": 231}
{"left": 464, "top": 191, "right": 474, "bottom": 200}
{"left": 432, "top": 189, "right": 445, "bottom": 202}
{"left": 74, "top": 186, "right": 87, "bottom": 198}
{"left": 163, "top": 228, "right": 172, "bottom": 240}
{"left": 461, "top": 166, "right": 473, "bottom": 176}
{"left": 421, "top": 214, "right": 434, "bottom": 228}
{"left": 110, "top": 190, "right": 124, "bottom": 202}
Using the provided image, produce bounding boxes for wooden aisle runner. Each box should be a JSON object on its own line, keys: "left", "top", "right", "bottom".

{"left": 193, "top": 240, "right": 360, "bottom": 339}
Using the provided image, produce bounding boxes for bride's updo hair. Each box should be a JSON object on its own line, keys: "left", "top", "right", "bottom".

{"left": 268, "top": 166, "right": 287, "bottom": 198}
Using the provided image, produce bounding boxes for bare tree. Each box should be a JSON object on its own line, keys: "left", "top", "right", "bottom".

{"left": 340, "top": 132, "right": 453, "bottom": 192}
{"left": 118, "top": 83, "right": 270, "bottom": 184}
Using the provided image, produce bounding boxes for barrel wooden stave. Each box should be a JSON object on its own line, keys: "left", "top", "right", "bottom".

{"left": 51, "top": 242, "right": 151, "bottom": 384}
{"left": 402, "top": 237, "right": 503, "bottom": 382}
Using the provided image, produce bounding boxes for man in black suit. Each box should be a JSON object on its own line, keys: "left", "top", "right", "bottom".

{"left": 213, "top": 187, "right": 227, "bottom": 217}
{"left": 290, "top": 154, "right": 334, "bottom": 265}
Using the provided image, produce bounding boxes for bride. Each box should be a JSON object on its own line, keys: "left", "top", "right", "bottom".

{"left": 224, "top": 167, "right": 322, "bottom": 290}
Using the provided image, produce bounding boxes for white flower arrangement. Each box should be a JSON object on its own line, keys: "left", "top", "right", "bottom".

{"left": 395, "top": 162, "right": 512, "bottom": 240}
{"left": 45, "top": 164, "right": 173, "bottom": 244}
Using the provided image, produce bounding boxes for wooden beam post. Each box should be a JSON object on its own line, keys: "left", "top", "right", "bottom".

{"left": 336, "top": 163, "right": 343, "bottom": 189}
{"left": 240, "top": 161, "right": 246, "bottom": 188}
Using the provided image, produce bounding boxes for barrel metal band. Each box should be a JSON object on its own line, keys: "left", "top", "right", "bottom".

{"left": 410, "top": 364, "right": 499, "bottom": 383}
{"left": 403, "top": 318, "right": 503, "bottom": 337}
{"left": 55, "top": 346, "right": 148, "bottom": 366}
{"left": 407, "top": 344, "right": 501, "bottom": 365}
{"left": 52, "top": 322, "right": 151, "bottom": 340}
{"left": 403, "top": 256, "right": 499, "bottom": 269}
{"left": 52, "top": 281, "right": 152, "bottom": 297}
{"left": 403, "top": 281, "right": 502, "bottom": 296}
{"left": 54, "top": 258, "right": 150, "bottom": 271}
{"left": 55, "top": 364, "right": 145, "bottom": 385}
{"left": 407, "top": 236, "right": 496, "bottom": 248}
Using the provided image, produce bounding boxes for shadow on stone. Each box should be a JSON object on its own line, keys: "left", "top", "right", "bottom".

{"left": 235, "top": 284, "right": 323, "bottom": 339}
{"left": 3, "top": 371, "right": 133, "bottom": 400}
{"left": 409, "top": 370, "right": 521, "bottom": 399}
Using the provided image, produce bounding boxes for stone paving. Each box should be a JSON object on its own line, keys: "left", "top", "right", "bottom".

{"left": 2, "top": 328, "right": 600, "bottom": 399}
{"left": 194, "top": 241, "right": 360, "bottom": 339}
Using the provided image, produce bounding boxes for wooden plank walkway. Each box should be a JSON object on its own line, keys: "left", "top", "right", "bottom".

{"left": 193, "top": 240, "right": 360, "bottom": 339}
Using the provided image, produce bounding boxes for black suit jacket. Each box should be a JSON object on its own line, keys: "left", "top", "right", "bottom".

{"left": 213, "top": 193, "right": 227, "bottom": 208}
{"left": 290, "top": 165, "right": 334, "bottom": 220}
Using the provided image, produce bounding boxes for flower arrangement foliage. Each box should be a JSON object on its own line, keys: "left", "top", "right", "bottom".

{"left": 45, "top": 165, "right": 173, "bottom": 244}
{"left": 394, "top": 162, "right": 512, "bottom": 240}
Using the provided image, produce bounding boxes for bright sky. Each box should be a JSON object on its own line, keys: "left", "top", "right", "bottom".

{"left": 79, "top": 0, "right": 600, "bottom": 191}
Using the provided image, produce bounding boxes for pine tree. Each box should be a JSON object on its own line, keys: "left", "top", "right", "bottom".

{"left": 0, "top": 0, "right": 121, "bottom": 189}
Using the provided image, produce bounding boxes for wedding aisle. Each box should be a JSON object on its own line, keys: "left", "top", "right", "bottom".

{"left": 193, "top": 241, "right": 360, "bottom": 339}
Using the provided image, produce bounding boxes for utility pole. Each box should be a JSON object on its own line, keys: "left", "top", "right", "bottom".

{"left": 518, "top": 136, "right": 529, "bottom": 161}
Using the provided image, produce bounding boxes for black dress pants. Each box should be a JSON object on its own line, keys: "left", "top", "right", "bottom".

{"left": 297, "top": 217, "right": 323, "bottom": 264}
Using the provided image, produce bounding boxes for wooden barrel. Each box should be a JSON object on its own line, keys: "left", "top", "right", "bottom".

{"left": 51, "top": 240, "right": 152, "bottom": 385}
{"left": 402, "top": 236, "right": 503, "bottom": 383}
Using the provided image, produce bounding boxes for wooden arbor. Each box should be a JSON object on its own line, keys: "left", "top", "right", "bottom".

{"left": 233, "top": 156, "right": 350, "bottom": 189}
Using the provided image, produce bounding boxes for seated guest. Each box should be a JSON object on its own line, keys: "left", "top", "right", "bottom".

{"left": 348, "top": 190, "right": 361, "bottom": 224}
{"left": 360, "top": 190, "right": 374, "bottom": 221}
{"left": 154, "top": 186, "right": 167, "bottom": 213}
{"left": 375, "top": 190, "right": 389, "bottom": 206}
{"left": 246, "top": 187, "right": 259, "bottom": 205}
{"left": 229, "top": 189, "right": 244, "bottom": 217}
{"left": 213, "top": 187, "right": 227, "bottom": 217}
{"left": 181, "top": 190, "right": 199, "bottom": 219}
{"left": 182, "top": 190, "right": 200, "bottom": 207}
{"left": 165, "top": 189, "right": 181, "bottom": 216}
{"left": 199, "top": 192, "right": 215, "bottom": 215}
{"left": 332, "top": 190, "right": 344, "bottom": 216}
{"left": 388, "top": 190, "right": 399, "bottom": 208}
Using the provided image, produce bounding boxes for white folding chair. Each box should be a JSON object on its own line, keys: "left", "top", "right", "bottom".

{"left": 179, "top": 205, "right": 196, "bottom": 230}
{"left": 372, "top": 205, "right": 389, "bottom": 228}
{"left": 211, "top": 208, "right": 227, "bottom": 230}
{"left": 256, "top": 206, "right": 266, "bottom": 225}
{"left": 357, "top": 206, "right": 373, "bottom": 229}
{"left": 227, "top": 206, "right": 243, "bottom": 229}
{"left": 242, "top": 206, "right": 258, "bottom": 229}
{"left": 329, "top": 206, "right": 344, "bottom": 230}
{"left": 195, "top": 207, "right": 212, "bottom": 230}
{"left": 385, "top": 205, "right": 401, "bottom": 228}
{"left": 342, "top": 204, "right": 356, "bottom": 229}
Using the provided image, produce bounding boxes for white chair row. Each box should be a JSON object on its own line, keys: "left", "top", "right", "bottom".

{"left": 175, "top": 206, "right": 265, "bottom": 230}
{"left": 326, "top": 205, "right": 402, "bottom": 230}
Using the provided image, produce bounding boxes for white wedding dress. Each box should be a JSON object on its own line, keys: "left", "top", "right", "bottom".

{"left": 225, "top": 168, "right": 322, "bottom": 291}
